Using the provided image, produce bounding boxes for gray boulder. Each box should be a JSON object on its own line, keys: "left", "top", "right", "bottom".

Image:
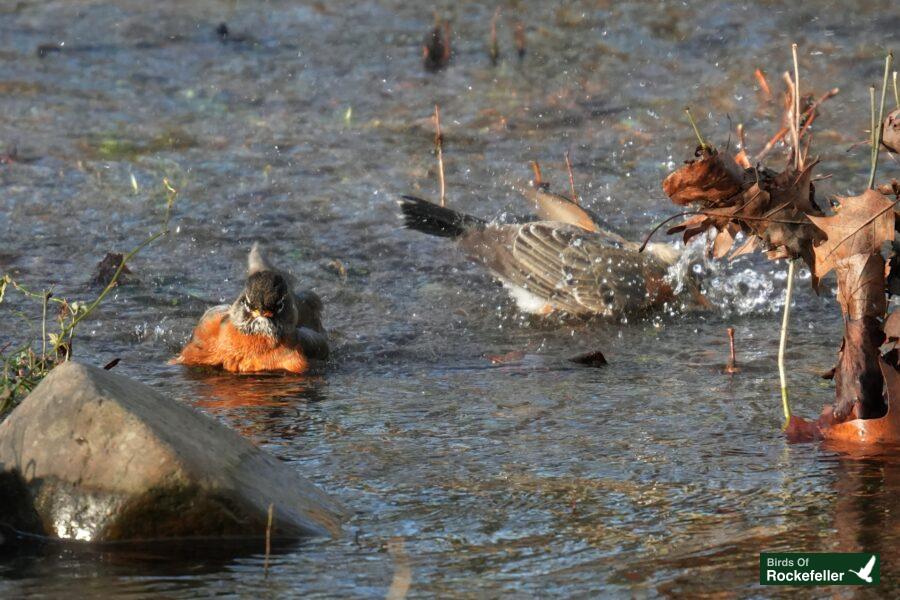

{"left": 0, "top": 361, "right": 347, "bottom": 542}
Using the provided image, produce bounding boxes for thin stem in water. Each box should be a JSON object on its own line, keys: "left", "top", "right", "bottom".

{"left": 792, "top": 43, "right": 802, "bottom": 169}
{"left": 894, "top": 70, "right": 899, "bottom": 109}
{"left": 684, "top": 107, "right": 707, "bottom": 151}
{"left": 871, "top": 85, "right": 877, "bottom": 183}
{"left": 782, "top": 72, "right": 800, "bottom": 167}
{"left": 40, "top": 290, "right": 48, "bottom": 363}
{"left": 434, "top": 104, "right": 446, "bottom": 207}
{"left": 779, "top": 259, "right": 796, "bottom": 427}
{"left": 869, "top": 52, "right": 894, "bottom": 189}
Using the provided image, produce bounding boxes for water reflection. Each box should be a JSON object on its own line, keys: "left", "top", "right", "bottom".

{"left": 828, "top": 447, "right": 900, "bottom": 587}
{"left": 186, "top": 369, "right": 327, "bottom": 410}
{"left": 183, "top": 369, "right": 329, "bottom": 444}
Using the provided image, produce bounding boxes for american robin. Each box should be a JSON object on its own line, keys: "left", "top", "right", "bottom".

{"left": 398, "top": 195, "right": 699, "bottom": 317}
{"left": 172, "top": 244, "right": 328, "bottom": 374}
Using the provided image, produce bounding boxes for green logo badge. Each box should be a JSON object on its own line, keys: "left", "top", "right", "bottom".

{"left": 760, "top": 553, "right": 879, "bottom": 586}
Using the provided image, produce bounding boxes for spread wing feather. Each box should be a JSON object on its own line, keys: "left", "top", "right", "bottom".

{"left": 460, "top": 222, "right": 664, "bottom": 315}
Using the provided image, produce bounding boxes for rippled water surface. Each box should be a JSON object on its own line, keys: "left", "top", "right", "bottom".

{"left": 2, "top": 0, "right": 900, "bottom": 597}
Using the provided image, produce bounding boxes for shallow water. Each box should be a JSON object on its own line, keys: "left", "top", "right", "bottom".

{"left": 1, "top": 0, "right": 899, "bottom": 596}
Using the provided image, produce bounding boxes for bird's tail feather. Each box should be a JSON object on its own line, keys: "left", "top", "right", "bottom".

{"left": 398, "top": 195, "right": 484, "bottom": 239}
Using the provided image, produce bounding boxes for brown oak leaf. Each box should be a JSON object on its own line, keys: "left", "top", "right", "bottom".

{"left": 808, "top": 189, "right": 896, "bottom": 277}
{"left": 833, "top": 316, "right": 887, "bottom": 421}
{"left": 833, "top": 253, "right": 887, "bottom": 320}
{"left": 662, "top": 148, "right": 744, "bottom": 207}
{"left": 885, "top": 310, "right": 900, "bottom": 341}
{"left": 520, "top": 186, "right": 600, "bottom": 233}
{"left": 883, "top": 108, "right": 900, "bottom": 154}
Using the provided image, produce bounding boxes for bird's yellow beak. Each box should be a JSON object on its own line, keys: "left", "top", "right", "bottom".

{"left": 251, "top": 309, "right": 273, "bottom": 319}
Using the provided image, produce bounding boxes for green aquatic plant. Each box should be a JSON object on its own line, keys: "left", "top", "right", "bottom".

{"left": 0, "top": 179, "right": 178, "bottom": 416}
{"left": 82, "top": 128, "right": 197, "bottom": 161}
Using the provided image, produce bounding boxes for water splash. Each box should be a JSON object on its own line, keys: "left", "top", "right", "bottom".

{"left": 666, "top": 237, "right": 793, "bottom": 316}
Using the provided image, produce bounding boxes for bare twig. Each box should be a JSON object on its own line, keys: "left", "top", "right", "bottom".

{"left": 782, "top": 71, "right": 800, "bottom": 168}
{"left": 797, "top": 88, "right": 840, "bottom": 139}
{"left": 754, "top": 88, "right": 839, "bottom": 163}
{"left": 755, "top": 68, "right": 772, "bottom": 100}
{"left": 894, "top": 70, "right": 898, "bottom": 108}
{"left": 564, "top": 151, "right": 579, "bottom": 204}
{"left": 869, "top": 52, "right": 893, "bottom": 189}
{"left": 792, "top": 44, "right": 803, "bottom": 169}
{"left": 489, "top": 8, "right": 500, "bottom": 66}
{"left": 514, "top": 21, "right": 526, "bottom": 59}
{"left": 530, "top": 160, "right": 546, "bottom": 189}
{"left": 724, "top": 327, "right": 740, "bottom": 374}
{"left": 434, "top": 105, "right": 446, "bottom": 207}
{"left": 870, "top": 86, "right": 877, "bottom": 186}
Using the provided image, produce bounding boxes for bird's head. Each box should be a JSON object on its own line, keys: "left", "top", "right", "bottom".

{"left": 233, "top": 270, "right": 292, "bottom": 338}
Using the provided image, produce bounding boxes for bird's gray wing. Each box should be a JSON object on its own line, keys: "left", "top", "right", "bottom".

{"left": 296, "top": 327, "right": 329, "bottom": 361}
{"left": 294, "top": 289, "right": 325, "bottom": 333}
{"left": 461, "top": 222, "right": 663, "bottom": 315}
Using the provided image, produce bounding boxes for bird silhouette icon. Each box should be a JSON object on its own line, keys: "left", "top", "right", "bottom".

{"left": 848, "top": 555, "right": 876, "bottom": 583}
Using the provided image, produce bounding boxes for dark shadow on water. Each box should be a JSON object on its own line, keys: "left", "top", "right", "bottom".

{"left": 1, "top": 523, "right": 306, "bottom": 580}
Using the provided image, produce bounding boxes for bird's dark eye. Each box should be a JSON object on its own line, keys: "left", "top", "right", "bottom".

{"left": 276, "top": 297, "right": 285, "bottom": 313}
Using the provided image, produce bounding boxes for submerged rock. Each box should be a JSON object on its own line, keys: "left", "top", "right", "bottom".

{"left": 0, "top": 362, "right": 346, "bottom": 542}
{"left": 90, "top": 251, "right": 138, "bottom": 288}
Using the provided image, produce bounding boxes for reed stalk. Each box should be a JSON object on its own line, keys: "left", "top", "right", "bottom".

{"left": 434, "top": 105, "right": 446, "bottom": 207}
{"left": 779, "top": 260, "right": 796, "bottom": 426}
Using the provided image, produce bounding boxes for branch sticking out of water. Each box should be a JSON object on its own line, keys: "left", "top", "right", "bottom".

{"left": 782, "top": 71, "right": 800, "bottom": 168}
{"left": 724, "top": 327, "right": 740, "bottom": 374}
{"left": 753, "top": 87, "right": 839, "bottom": 163}
{"left": 489, "top": 8, "right": 500, "bottom": 66}
{"left": 564, "top": 151, "right": 579, "bottom": 204}
{"left": 755, "top": 68, "right": 772, "bottom": 100}
{"left": 869, "top": 52, "right": 893, "bottom": 189}
{"left": 433, "top": 105, "right": 446, "bottom": 207}
{"left": 514, "top": 21, "right": 526, "bottom": 60}
{"left": 792, "top": 44, "right": 803, "bottom": 170}
{"left": 530, "top": 160, "right": 547, "bottom": 190}
{"left": 893, "top": 71, "right": 899, "bottom": 109}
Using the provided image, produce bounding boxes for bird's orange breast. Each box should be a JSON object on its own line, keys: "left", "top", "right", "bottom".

{"left": 173, "top": 314, "right": 309, "bottom": 374}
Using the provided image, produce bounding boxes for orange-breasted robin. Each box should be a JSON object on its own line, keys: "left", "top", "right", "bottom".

{"left": 172, "top": 243, "right": 328, "bottom": 374}
{"left": 398, "top": 194, "right": 702, "bottom": 317}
